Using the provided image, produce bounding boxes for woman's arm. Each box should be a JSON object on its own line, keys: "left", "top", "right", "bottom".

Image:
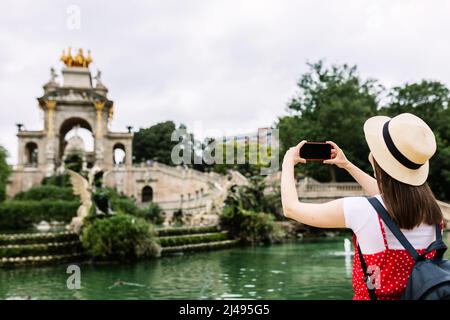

{"left": 281, "top": 141, "right": 346, "bottom": 228}
{"left": 323, "top": 141, "right": 379, "bottom": 196}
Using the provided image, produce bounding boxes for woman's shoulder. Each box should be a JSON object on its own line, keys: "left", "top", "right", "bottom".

{"left": 343, "top": 194, "right": 384, "bottom": 209}
{"left": 342, "top": 195, "right": 381, "bottom": 232}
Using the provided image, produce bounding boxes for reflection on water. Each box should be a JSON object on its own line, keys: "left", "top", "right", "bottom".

{"left": 3, "top": 234, "right": 447, "bottom": 300}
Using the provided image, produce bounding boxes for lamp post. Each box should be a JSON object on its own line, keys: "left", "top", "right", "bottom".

{"left": 126, "top": 126, "right": 133, "bottom": 133}
{"left": 16, "top": 123, "right": 24, "bottom": 132}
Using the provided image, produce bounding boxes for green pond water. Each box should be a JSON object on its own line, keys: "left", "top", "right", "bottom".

{"left": 1, "top": 234, "right": 448, "bottom": 300}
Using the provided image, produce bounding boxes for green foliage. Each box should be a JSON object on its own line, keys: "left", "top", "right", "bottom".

{"left": 13, "top": 185, "right": 76, "bottom": 201}
{"left": 0, "top": 146, "right": 11, "bottom": 202}
{"left": 81, "top": 214, "right": 161, "bottom": 261}
{"left": 172, "top": 210, "right": 184, "bottom": 226}
{"left": 132, "top": 121, "right": 180, "bottom": 165}
{"left": 0, "top": 200, "right": 79, "bottom": 230}
{"left": 220, "top": 177, "right": 284, "bottom": 244}
{"left": 0, "top": 232, "right": 79, "bottom": 245}
{"left": 220, "top": 177, "right": 285, "bottom": 244}
{"left": 211, "top": 141, "right": 276, "bottom": 177}
{"left": 380, "top": 80, "right": 450, "bottom": 200}
{"left": 220, "top": 207, "right": 284, "bottom": 245}
{"left": 108, "top": 189, "right": 164, "bottom": 224}
{"left": 64, "top": 152, "right": 83, "bottom": 173}
{"left": 278, "top": 60, "right": 380, "bottom": 182}
{"left": 0, "top": 241, "right": 82, "bottom": 258}
{"left": 138, "top": 202, "right": 165, "bottom": 225}
{"left": 158, "top": 232, "right": 228, "bottom": 247}
{"left": 42, "top": 174, "right": 72, "bottom": 188}
{"left": 111, "top": 198, "right": 139, "bottom": 215}
{"left": 156, "top": 225, "right": 218, "bottom": 237}
{"left": 223, "top": 176, "right": 283, "bottom": 219}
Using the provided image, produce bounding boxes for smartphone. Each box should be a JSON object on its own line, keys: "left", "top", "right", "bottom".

{"left": 299, "top": 142, "right": 332, "bottom": 161}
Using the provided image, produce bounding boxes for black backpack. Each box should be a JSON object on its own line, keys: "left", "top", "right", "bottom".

{"left": 357, "top": 197, "right": 450, "bottom": 300}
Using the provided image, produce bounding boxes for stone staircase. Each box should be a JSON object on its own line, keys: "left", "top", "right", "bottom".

{"left": 0, "top": 231, "right": 84, "bottom": 267}
{"left": 0, "top": 226, "right": 239, "bottom": 266}
{"left": 156, "top": 225, "right": 239, "bottom": 256}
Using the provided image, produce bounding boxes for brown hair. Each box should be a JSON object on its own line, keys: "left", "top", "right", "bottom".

{"left": 373, "top": 160, "right": 442, "bottom": 230}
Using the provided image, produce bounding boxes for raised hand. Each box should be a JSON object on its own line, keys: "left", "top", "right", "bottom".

{"left": 323, "top": 140, "right": 351, "bottom": 169}
{"left": 283, "top": 140, "right": 307, "bottom": 166}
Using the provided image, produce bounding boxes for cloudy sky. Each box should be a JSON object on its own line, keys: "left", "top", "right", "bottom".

{"left": 1, "top": 0, "right": 450, "bottom": 164}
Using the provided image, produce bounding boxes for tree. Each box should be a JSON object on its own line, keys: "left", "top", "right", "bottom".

{"left": 278, "top": 61, "right": 381, "bottom": 182}
{"left": 211, "top": 139, "right": 275, "bottom": 177}
{"left": 380, "top": 80, "right": 450, "bottom": 201}
{"left": 132, "top": 121, "right": 179, "bottom": 165}
{"left": 0, "top": 146, "right": 11, "bottom": 201}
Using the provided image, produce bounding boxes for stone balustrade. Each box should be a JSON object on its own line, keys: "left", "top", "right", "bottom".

{"left": 297, "top": 180, "right": 365, "bottom": 200}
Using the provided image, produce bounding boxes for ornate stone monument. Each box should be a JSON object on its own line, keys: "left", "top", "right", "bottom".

{"left": 7, "top": 48, "right": 248, "bottom": 224}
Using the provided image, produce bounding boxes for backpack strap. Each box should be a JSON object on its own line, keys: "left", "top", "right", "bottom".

{"left": 356, "top": 242, "right": 377, "bottom": 300}
{"left": 367, "top": 197, "right": 421, "bottom": 261}
{"left": 421, "top": 221, "right": 447, "bottom": 260}
{"left": 436, "top": 222, "right": 443, "bottom": 241}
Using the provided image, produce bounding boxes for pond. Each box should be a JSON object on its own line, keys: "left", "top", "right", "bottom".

{"left": 1, "top": 234, "right": 448, "bottom": 300}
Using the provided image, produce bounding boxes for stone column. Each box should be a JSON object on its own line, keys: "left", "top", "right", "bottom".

{"left": 94, "top": 101, "right": 105, "bottom": 166}
{"left": 44, "top": 100, "right": 57, "bottom": 176}
{"left": 94, "top": 101, "right": 105, "bottom": 138}
{"left": 45, "top": 100, "right": 57, "bottom": 138}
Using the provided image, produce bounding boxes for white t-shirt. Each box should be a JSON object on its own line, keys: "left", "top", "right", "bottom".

{"left": 343, "top": 195, "right": 436, "bottom": 254}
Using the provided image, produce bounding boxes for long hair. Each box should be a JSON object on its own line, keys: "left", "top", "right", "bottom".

{"left": 373, "top": 160, "right": 443, "bottom": 230}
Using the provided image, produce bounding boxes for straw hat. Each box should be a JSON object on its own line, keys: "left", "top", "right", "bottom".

{"left": 363, "top": 113, "right": 437, "bottom": 186}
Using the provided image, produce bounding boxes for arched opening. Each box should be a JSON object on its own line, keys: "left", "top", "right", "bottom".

{"left": 113, "top": 143, "right": 126, "bottom": 166}
{"left": 142, "top": 186, "right": 153, "bottom": 203}
{"left": 25, "top": 142, "right": 38, "bottom": 167}
{"left": 59, "top": 117, "right": 94, "bottom": 161}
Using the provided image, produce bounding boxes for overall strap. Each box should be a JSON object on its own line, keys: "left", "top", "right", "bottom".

{"left": 367, "top": 197, "right": 420, "bottom": 261}
{"left": 356, "top": 242, "right": 377, "bottom": 300}
{"left": 422, "top": 221, "right": 447, "bottom": 260}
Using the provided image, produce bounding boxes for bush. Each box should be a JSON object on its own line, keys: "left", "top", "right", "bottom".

{"left": 0, "top": 200, "right": 79, "bottom": 230}
{"left": 158, "top": 232, "right": 228, "bottom": 247}
{"left": 156, "top": 225, "right": 218, "bottom": 237}
{"left": 110, "top": 193, "right": 165, "bottom": 225}
{"left": 111, "top": 198, "right": 140, "bottom": 216}
{"left": 223, "top": 176, "right": 283, "bottom": 220}
{"left": 42, "top": 174, "right": 72, "bottom": 188}
{"left": 0, "top": 241, "right": 82, "bottom": 257}
{"left": 220, "top": 207, "right": 285, "bottom": 245}
{"left": 14, "top": 185, "right": 76, "bottom": 201}
{"left": 0, "top": 146, "right": 11, "bottom": 202}
{"left": 81, "top": 214, "right": 161, "bottom": 261}
{"left": 138, "top": 202, "right": 165, "bottom": 225}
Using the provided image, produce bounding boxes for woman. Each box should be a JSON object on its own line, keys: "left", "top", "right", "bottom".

{"left": 281, "top": 113, "right": 443, "bottom": 300}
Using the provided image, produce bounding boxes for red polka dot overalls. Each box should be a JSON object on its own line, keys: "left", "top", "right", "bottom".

{"left": 352, "top": 215, "right": 438, "bottom": 300}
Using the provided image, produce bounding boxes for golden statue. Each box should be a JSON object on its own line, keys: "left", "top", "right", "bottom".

{"left": 73, "top": 48, "right": 83, "bottom": 66}
{"left": 84, "top": 50, "right": 93, "bottom": 68}
{"left": 60, "top": 47, "right": 93, "bottom": 68}
{"left": 60, "top": 47, "right": 73, "bottom": 67}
